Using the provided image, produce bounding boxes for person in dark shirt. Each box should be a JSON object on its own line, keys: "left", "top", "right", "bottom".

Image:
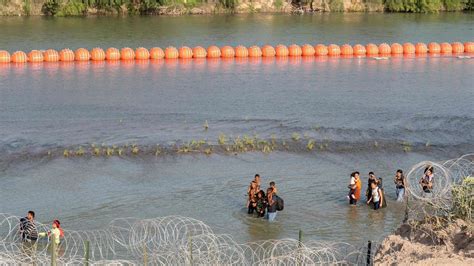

{"left": 255, "top": 190, "right": 267, "bottom": 218}
{"left": 267, "top": 188, "right": 277, "bottom": 222}
{"left": 19, "top": 211, "right": 38, "bottom": 242}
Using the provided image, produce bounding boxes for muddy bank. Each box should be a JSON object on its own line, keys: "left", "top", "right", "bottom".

{"left": 375, "top": 218, "right": 474, "bottom": 265}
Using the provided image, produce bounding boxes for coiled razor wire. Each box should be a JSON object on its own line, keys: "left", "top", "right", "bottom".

{"left": 0, "top": 154, "right": 472, "bottom": 265}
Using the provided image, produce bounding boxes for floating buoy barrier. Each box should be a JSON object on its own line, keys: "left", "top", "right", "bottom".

{"left": 43, "top": 49, "right": 59, "bottom": 62}
{"left": 0, "top": 41, "right": 472, "bottom": 64}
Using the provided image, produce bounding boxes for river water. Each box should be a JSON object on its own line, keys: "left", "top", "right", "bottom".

{"left": 0, "top": 13, "right": 473, "bottom": 250}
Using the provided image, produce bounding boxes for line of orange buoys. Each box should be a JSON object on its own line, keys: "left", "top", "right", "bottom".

{"left": 0, "top": 42, "right": 473, "bottom": 64}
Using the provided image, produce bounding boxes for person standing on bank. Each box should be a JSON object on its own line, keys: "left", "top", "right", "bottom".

{"left": 394, "top": 169, "right": 407, "bottom": 201}
{"left": 266, "top": 187, "right": 277, "bottom": 222}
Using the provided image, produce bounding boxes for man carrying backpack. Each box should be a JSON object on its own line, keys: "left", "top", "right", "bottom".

{"left": 266, "top": 187, "right": 284, "bottom": 222}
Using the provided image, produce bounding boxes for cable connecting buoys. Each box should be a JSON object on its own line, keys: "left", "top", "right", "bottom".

{"left": 220, "top": 46, "right": 235, "bottom": 58}
{"left": 120, "top": 47, "right": 135, "bottom": 60}
{"left": 135, "top": 47, "right": 150, "bottom": 60}
{"left": 179, "top": 46, "right": 193, "bottom": 59}
{"left": 327, "top": 44, "right": 341, "bottom": 56}
{"left": 28, "top": 50, "right": 44, "bottom": 62}
{"left": 440, "top": 42, "right": 452, "bottom": 54}
{"left": 1, "top": 41, "right": 471, "bottom": 65}
{"left": 0, "top": 50, "right": 11, "bottom": 63}
{"left": 353, "top": 44, "right": 366, "bottom": 56}
{"left": 288, "top": 44, "right": 302, "bottom": 57}
{"left": 275, "top": 44, "right": 289, "bottom": 57}
{"left": 207, "top": 45, "right": 221, "bottom": 58}
{"left": 150, "top": 47, "right": 165, "bottom": 59}
{"left": 378, "top": 43, "right": 391, "bottom": 55}
{"left": 391, "top": 43, "right": 403, "bottom": 54}
{"left": 262, "top": 45, "right": 276, "bottom": 57}
{"left": 248, "top": 45, "right": 262, "bottom": 57}
{"left": 314, "top": 44, "right": 328, "bottom": 56}
{"left": 235, "top": 45, "right": 248, "bottom": 57}
{"left": 366, "top": 43, "right": 379, "bottom": 55}
{"left": 465, "top": 42, "right": 474, "bottom": 53}
{"left": 91, "top": 48, "right": 106, "bottom": 61}
{"left": 106, "top": 47, "right": 120, "bottom": 60}
{"left": 59, "top": 49, "right": 74, "bottom": 62}
{"left": 451, "top": 42, "right": 464, "bottom": 53}
{"left": 428, "top": 42, "right": 441, "bottom": 54}
{"left": 301, "top": 44, "right": 315, "bottom": 56}
{"left": 414, "top": 42, "right": 427, "bottom": 54}
{"left": 43, "top": 49, "right": 59, "bottom": 62}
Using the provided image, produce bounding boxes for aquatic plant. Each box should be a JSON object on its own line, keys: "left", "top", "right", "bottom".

{"left": 203, "top": 120, "right": 209, "bottom": 131}
{"left": 218, "top": 133, "right": 227, "bottom": 145}
{"left": 307, "top": 139, "right": 315, "bottom": 151}
{"left": 292, "top": 132, "right": 301, "bottom": 142}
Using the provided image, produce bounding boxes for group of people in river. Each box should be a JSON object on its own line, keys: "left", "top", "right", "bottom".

{"left": 246, "top": 174, "right": 283, "bottom": 222}
{"left": 348, "top": 165, "right": 434, "bottom": 210}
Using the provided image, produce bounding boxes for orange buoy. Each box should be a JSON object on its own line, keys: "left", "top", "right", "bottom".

{"left": 220, "top": 46, "right": 235, "bottom": 58}
{"left": 75, "top": 48, "right": 90, "bottom": 61}
{"left": 352, "top": 44, "right": 366, "bottom": 56}
{"left": 465, "top": 42, "right": 474, "bottom": 53}
{"left": 403, "top": 43, "right": 415, "bottom": 54}
{"left": 43, "top": 49, "right": 59, "bottom": 62}
{"left": 235, "top": 45, "right": 248, "bottom": 57}
{"left": 366, "top": 43, "right": 379, "bottom": 55}
{"left": 28, "top": 50, "right": 44, "bottom": 62}
{"left": 261, "top": 45, "right": 276, "bottom": 57}
{"left": 11, "top": 51, "right": 28, "bottom": 63}
{"left": 120, "top": 47, "right": 135, "bottom": 60}
{"left": 105, "top": 48, "right": 120, "bottom": 60}
{"left": 440, "top": 42, "right": 452, "bottom": 54}
{"left": 192, "top": 46, "right": 207, "bottom": 58}
{"left": 314, "top": 44, "right": 328, "bottom": 56}
{"left": 248, "top": 45, "right": 262, "bottom": 57}
{"left": 275, "top": 44, "right": 289, "bottom": 57}
{"left": 150, "top": 47, "right": 165, "bottom": 60}
{"left": 327, "top": 44, "right": 341, "bottom": 56}
{"left": 451, "top": 42, "right": 464, "bottom": 53}
{"left": 59, "top": 49, "right": 75, "bottom": 62}
{"left": 0, "top": 50, "right": 10, "bottom": 63}
{"left": 415, "top": 43, "right": 427, "bottom": 54}
{"left": 207, "top": 45, "right": 221, "bottom": 58}
{"left": 428, "top": 42, "right": 441, "bottom": 54}
{"left": 90, "top": 48, "right": 106, "bottom": 61}
{"left": 135, "top": 47, "right": 150, "bottom": 60}
{"left": 340, "top": 44, "right": 353, "bottom": 56}
{"left": 391, "top": 43, "right": 403, "bottom": 54}
{"left": 179, "top": 46, "right": 193, "bottom": 59}
{"left": 301, "top": 44, "right": 315, "bottom": 56}
{"left": 288, "top": 44, "right": 302, "bottom": 56}
{"left": 378, "top": 43, "right": 391, "bottom": 55}
{"left": 164, "top": 47, "right": 179, "bottom": 59}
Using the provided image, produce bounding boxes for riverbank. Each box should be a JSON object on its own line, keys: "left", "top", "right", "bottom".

{"left": 375, "top": 218, "right": 474, "bottom": 265}
{"left": 1, "top": 0, "right": 473, "bottom": 16}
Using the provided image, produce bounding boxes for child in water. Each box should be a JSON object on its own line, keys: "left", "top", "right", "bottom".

{"left": 269, "top": 181, "right": 278, "bottom": 194}
{"left": 39, "top": 219, "right": 64, "bottom": 245}
{"left": 367, "top": 182, "right": 383, "bottom": 210}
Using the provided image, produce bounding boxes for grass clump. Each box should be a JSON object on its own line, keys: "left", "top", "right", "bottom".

{"left": 451, "top": 177, "right": 473, "bottom": 221}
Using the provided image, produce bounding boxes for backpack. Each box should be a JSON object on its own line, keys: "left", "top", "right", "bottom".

{"left": 275, "top": 195, "right": 284, "bottom": 211}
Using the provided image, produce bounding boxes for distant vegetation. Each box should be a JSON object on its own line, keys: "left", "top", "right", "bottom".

{"left": 1, "top": 0, "right": 473, "bottom": 16}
